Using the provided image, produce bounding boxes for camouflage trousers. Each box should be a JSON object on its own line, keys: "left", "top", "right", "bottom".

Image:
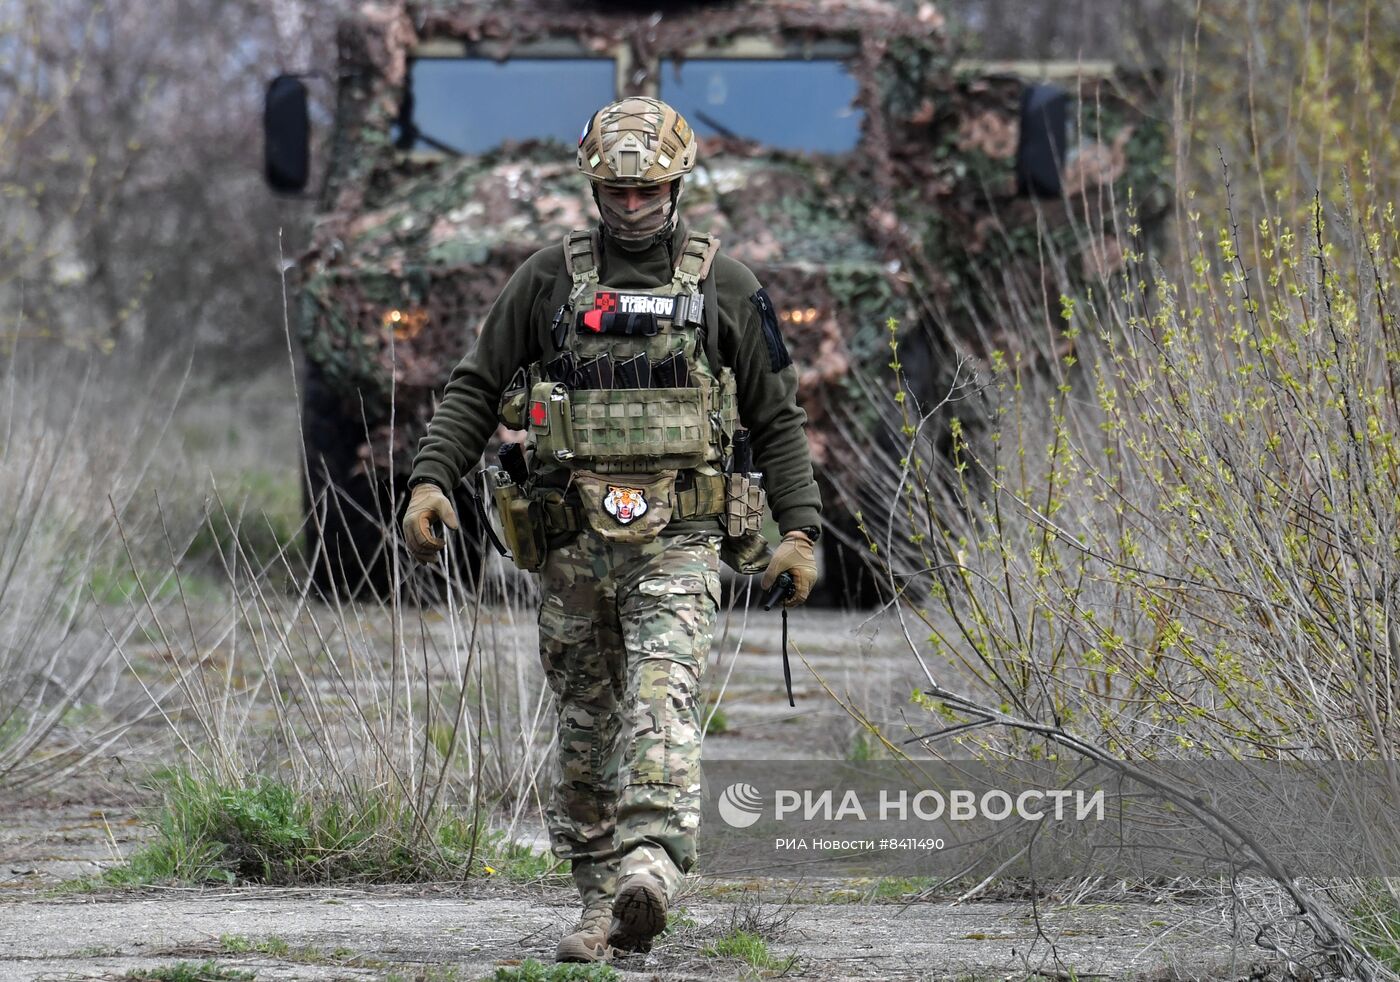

{"left": 536, "top": 529, "right": 722, "bottom": 902}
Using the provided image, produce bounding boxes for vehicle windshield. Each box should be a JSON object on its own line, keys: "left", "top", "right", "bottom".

{"left": 398, "top": 57, "right": 615, "bottom": 154}
{"left": 658, "top": 58, "right": 861, "bottom": 153}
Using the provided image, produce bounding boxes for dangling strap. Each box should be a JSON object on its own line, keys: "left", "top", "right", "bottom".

{"left": 762, "top": 570, "right": 798, "bottom": 707}
{"left": 781, "top": 608, "right": 794, "bottom": 708}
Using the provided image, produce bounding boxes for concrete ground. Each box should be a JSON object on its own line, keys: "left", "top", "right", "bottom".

{"left": 0, "top": 887, "right": 1253, "bottom": 981}
{"left": 0, "top": 608, "right": 1270, "bottom": 981}
{"left": 1, "top": 771, "right": 1261, "bottom": 981}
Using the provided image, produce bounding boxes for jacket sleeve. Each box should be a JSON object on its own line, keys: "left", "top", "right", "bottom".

{"left": 408, "top": 250, "right": 554, "bottom": 491}
{"left": 717, "top": 261, "right": 823, "bottom": 535}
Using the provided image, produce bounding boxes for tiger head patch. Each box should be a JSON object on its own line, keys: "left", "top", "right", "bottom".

{"left": 603, "top": 485, "right": 648, "bottom": 525}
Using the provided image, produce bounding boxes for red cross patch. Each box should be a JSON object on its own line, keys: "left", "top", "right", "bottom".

{"left": 595, "top": 291, "right": 617, "bottom": 312}
{"left": 529, "top": 401, "right": 548, "bottom": 430}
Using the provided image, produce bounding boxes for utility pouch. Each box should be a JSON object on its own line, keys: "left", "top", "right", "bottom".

{"left": 572, "top": 469, "right": 677, "bottom": 544}
{"left": 490, "top": 470, "right": 548, "bottom": 571}
{"left": 527, "top": 381, "right": 576, "bottom": 463}
{"left": 675, "top": 467, "right": 726, "bottom": 520}
{"left": 498, "top": 370, "right": 529, "bottom": 429}
{"left": 721, "top": 530, "right": 772, "bottom": 576}
{"left": 723, "top": 472, "right": 766, "bottom": 538}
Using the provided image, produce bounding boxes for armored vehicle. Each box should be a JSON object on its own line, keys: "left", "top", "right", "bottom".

{"left": 263, "top": 0, "right": 1165, "bottom": 600}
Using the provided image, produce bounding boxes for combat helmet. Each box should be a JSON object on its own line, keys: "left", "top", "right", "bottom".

{"left": 578, "top": 97, "right": 697, "bottom": 248}
{"left": 577, "top": 96, "right": 697, "bottom": 185}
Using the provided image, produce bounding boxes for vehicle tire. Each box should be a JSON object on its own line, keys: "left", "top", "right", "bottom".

{"left": 299, "top": 361, "right": 482, "bottom": 601}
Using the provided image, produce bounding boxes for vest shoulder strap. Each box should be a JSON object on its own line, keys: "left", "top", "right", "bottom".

{"left": 675, "top": 230, "right": 720, "bottom": 293}
{"left": 563, "top": 228, "right": 598, "bottom": 278}
{"left": 563, "top": 228, "right": 600, "bottom": 309}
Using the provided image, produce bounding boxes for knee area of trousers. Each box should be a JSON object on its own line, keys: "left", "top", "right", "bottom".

{"left": 635, "top": 656, "right": 702, "bottom": 703}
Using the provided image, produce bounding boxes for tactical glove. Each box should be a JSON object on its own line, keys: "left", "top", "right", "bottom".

{"left": 760, "top": 530, "right": 818, "bottom": 607}
{"left": 402, "top": 482, "right": 459, "bottom": 563}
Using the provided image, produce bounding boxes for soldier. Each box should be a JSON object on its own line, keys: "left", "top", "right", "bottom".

{"left": 401, "top": 96, "right": 821, "bottom": 962}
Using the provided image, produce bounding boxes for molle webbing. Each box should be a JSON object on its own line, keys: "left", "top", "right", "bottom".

{"left": 564, "top": 229, "right": 599, "bottom": 277}
{"left": 566, "top": 382, "right": 735, "bottom": 472}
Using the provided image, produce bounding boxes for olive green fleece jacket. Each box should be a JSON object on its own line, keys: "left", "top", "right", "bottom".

{"left": 408, "top": 218, "right": 823, "bottom": 536}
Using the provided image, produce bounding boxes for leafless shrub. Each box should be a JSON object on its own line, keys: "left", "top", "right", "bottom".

{"left": 816, "top": 5, "right": 1400, "bottom": 972}
{"left": 833, "top": 158, "right": 1400, "bottom": 982}
{"left": 0, "top": 346, "right": 203, "bottom": 796}
{"left": 89, "top": 264, "right": 557, "bottom": 882}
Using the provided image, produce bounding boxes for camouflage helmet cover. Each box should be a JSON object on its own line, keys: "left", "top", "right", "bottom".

{"left": 577, "top": 96, "right": 698, "bottom": 186}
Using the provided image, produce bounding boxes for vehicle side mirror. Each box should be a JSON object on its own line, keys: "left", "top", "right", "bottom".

{"left": 264, "top": 74, "right": 310, "bottom": 194}
{"left": 1016, "top": 84, "right": 1069, "bottom": 198}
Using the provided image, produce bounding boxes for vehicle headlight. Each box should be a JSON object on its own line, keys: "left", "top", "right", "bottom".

{"left": 780, "top": 307, "right": 822, "bottom": 325}
{"left": 382, "top": 307, "right": 429, "bottom": 341}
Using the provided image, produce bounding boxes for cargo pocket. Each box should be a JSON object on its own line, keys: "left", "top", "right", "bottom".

{"left": 636, "top": 568, "right": 722, "bottom": 612}
{"left": 537, "top": 601, "right": 593, "bottom": 698}
{"left": 624, "top": 571, "right": 720, "bottom": 789}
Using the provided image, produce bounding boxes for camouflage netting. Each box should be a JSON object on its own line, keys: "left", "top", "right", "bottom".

{"left": 298, "top": 0, "right": 1168, "bottom": 482}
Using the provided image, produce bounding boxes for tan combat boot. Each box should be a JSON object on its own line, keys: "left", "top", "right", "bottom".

{"left": 607, "top": 871, "right": 668, "bottom": 954}
{"left": 556, "top": 902, "right": 613, "bottom": 962}
{"left": 607, "top": 845, "right": 681, "bottom": 955}
{"left": 555, "top": 856, "right": 618, "bottom": 963}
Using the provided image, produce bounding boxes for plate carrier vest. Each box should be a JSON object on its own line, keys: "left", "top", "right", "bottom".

{"left": 524, "top": 227, "right": 738, "bottom": 478}
{"left": 491, "top": 227, "right": 739, "bottom": 546}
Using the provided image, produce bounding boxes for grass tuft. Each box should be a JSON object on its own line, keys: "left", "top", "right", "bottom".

{"left": 702, "top": 928, "right": 797, "bottom": 972}
{"left": 662, "top": 908, "right": 698, "bottom": 936}
{"left": 104, "top": 771, "right": 489, "bottom": 886}
{"left": 218, "top": 935, "right": 288, "bottom": 957}
{"left": 1352, "top": 890, "right": 1400, "bottom": 972}
{"left": 476, "top": 829, "right": 567, "bottom": 884}
{"left": 699, "top": 893, "right": 800, "bottom": 973}
{"left": 489, "top": 959, "right": 619, "bottom": 981}
{"left": 703, "top": 699, "right": 730, "bottom": 736}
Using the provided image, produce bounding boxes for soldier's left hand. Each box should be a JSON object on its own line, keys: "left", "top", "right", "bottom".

{"left": 761, "top": 530, "right": 818, "bottom": 607}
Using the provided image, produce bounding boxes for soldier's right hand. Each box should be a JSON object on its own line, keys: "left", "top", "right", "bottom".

{"left": 761, "top": 530, "right": 818, "bottom": 607}
{"left": 403, "top": 482, "right": 459, "bottom": 563}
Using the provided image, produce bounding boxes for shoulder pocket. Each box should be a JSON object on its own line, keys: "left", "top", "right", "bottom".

{"left": 750, "top": 288, "right": 792, "bottom": 373}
